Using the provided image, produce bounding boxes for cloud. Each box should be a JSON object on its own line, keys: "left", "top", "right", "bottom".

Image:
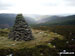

{"left": 0, "top": 0, "right": 75, "bottom": 15}
{"left": 64, "top": 0, "right": 75, "bottom": 6}
{"left": 0, "top": 0, "right": 14, "bottom": 10}
{"left": 0, "top": 4, "right": 11, "bottom": 10}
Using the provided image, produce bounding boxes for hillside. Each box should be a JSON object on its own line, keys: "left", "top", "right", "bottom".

{"left": 0, "top": 28, "right": 64, "bottom": 56}
{"left": 0, "top": 14, "right": 75, "bottom": 28}
{"left": 0, "top": 14, "right": 16, "bottom": 28}
{"left": 0, "top": 14, "right": 37, "bottom": 28}
{"left": 0, "top": 26, "right": 75, "bottom": 56}
{"left": 37, "top": 15, "right": 75, "bottom": 26}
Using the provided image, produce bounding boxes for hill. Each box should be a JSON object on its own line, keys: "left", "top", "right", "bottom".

{"left": 37, "top": 15, "right": 75, "bottom": 26}
{"left": 0, "top": 14, "right": 16, "bottom": 28}
{"left": 0, "top": 14, "right": 75, "bottom": 28}
{"left": 0, "top": 14, "right": 37, "bottom": 28}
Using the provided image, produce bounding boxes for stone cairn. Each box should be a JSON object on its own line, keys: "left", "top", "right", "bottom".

{"left": 9, "top": 14, "right": 34, "bottom": 41}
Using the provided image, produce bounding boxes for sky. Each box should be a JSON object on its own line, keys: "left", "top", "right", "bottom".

{"left": 0, "top": 0, "right": 75, "bottom": 15}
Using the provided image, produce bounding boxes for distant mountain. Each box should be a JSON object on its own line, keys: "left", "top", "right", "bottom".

{"left": 0, "top": 13, "right": 75, "bottom": 28}
{"left": 0, "top": 14, "right": 16, "bottom": 28}
{"left": 23, "top": 16, "right": 37, "bottom": 26}
{"left": 0, "top": 14, "right": 37, "bottom": 28}
{"left": 37, "top": 15, "right": 75, "bottom": 26}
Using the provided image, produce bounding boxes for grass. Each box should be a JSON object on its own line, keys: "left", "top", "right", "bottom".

{"left": 0, "top": 26, "right": 75, "bottom": 56}
{"left": 0, "top": 28, "right": 63, "bottom": 49}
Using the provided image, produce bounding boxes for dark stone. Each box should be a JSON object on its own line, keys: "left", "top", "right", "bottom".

{"left": 8, "top": 14, "right": 34, "bottom": 41}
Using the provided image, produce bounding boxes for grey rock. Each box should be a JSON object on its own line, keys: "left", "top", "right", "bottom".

{"left": 8, "top": 14, "right": 34, "bottom": 41}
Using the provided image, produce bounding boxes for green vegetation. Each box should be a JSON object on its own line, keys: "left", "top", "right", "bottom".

{"left": 0, "top": 28, "right": 63, "bottom": 48}
{"left": 0, "top": 45, "right": 58, "bottom": 56}
{"left": 33, "top": 26, "right": 75, "bottom": 49}
{"left": 0, "top": 28, "right": 64, "bottom": 56}
{"left": 0, "top": 28, "right": 9, "bottom": 37}
{"left": 0, "top": 25, "right": 75, "bottom": 56}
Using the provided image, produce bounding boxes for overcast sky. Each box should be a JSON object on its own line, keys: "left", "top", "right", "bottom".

{"left": 0, "top": 0, "right": 75, "bottom": 15}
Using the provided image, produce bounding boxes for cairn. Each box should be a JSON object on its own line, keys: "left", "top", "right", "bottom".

{"left": 9, "top": 14, "right": 33, "bottom": 41}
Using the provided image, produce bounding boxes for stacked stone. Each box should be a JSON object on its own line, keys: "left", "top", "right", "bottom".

{"left": 9, "top": 14, "right": 33, "bottom": 41}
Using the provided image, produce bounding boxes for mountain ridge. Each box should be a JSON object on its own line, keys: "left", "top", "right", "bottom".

{"left": 0, "top": 13, "right": 75, "bottom": 28}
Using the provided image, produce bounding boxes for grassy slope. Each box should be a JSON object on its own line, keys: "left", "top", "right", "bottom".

{"left": 0, "top": 28, "right": 63, "bottom": 49}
